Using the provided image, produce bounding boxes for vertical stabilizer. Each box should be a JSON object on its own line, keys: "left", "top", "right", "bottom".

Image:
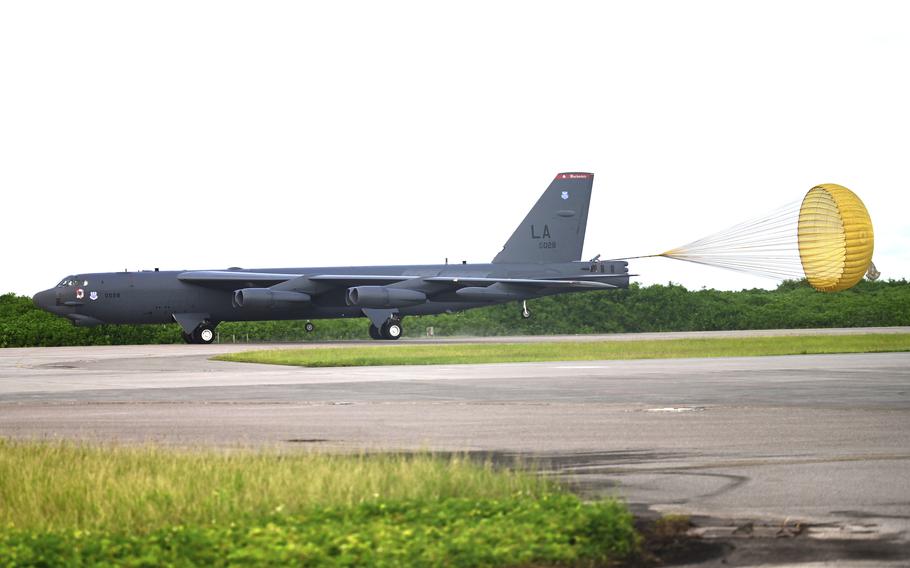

{"left": 492, "top": 173, "right": 593, "bottom": 264}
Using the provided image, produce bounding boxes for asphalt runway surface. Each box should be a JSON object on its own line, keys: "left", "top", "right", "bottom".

{"left": 2, "top": 329, "right": 909, "bottom": 565}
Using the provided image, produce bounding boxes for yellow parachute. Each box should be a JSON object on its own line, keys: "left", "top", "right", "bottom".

{"left": 797, "top": 184, "right": 874, "bottom": 292}
{"left": 658, "top": 183, "right": 874, "bottom": 292}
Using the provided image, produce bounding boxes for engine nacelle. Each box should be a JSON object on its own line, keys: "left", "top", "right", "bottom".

{"left": 346, "top": 286, "right": 427, "bottom": 308}
{"left": 233, "top": 288, "right": 311, "bottom": 309}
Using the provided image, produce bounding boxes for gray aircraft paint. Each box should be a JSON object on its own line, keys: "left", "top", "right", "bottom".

{"left": 33, "top": 173, "right": 630, "bottom": 342}
{"left": 493, "top": 173, "right": 592, "bottom": 264}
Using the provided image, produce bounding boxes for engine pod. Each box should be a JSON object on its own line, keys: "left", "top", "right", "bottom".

{"left": 346, "top": 286, "right": 427, "bottom": 308}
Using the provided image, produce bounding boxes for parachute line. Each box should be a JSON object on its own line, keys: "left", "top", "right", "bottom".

{"left": 659, "top": 200, "right": 805, "bottom": 281}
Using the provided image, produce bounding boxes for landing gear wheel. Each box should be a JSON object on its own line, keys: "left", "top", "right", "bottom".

{"left": 521, "top": 301, "right": 531, "bottom": 319}
{"left": 192, "top": 324, "right": 216, "bottom": 344}
{"left": 304, "top": 321, "right": 315, "bottom": 333}
{"left": 381, "top": 320, "right": 403, "bottom": 340}
{"left": 368, "top": 324, "right": 382, "bottom": 340}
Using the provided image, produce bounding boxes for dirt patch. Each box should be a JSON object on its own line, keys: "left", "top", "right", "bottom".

{"left": 622, "top": 509, "right": 910, "bottom": 566}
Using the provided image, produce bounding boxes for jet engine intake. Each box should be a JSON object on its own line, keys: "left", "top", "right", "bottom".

{"left": 346, "top": 286, "right": 427, "bottom": 308}
{"left": 233, "top": 288, "right": 311, "bottom": 309}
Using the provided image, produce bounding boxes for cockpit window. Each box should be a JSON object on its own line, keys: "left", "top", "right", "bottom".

{"left": 57, "top": 276, "right": 78, "bottom": 287}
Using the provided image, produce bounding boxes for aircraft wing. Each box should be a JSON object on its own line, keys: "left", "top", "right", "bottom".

{"left": 179, "top": 271, "right": 419, "bottom": 291}
{"left": 178, "top": 271, "right": 618, "bottom": 294}
{"left": 307, "top": 275, "right": 419, "bottom": 285}
{"left": 423, "top": 277, "right": 616, "bottom": 289}
{"left": 270, "top": 274, "right": 419, "bottom": 291}
{"left": 178, "top": 271, "right": 302, "bottom": 287}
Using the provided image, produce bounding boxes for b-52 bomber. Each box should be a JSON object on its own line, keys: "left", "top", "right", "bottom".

{"left": 34, "top": 173, "right": 630, "bottom": 343}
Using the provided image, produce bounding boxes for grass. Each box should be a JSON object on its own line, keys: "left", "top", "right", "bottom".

{"left": 0, "top": 440, "right": 638, "bottom": 566}
{"left": 0, "top": 441, "right": 548, "bottom": 533}
{"left": 214, "top": 333, "right": 910, "bottom": 367}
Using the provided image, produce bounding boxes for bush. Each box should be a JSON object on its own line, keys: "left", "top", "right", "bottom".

{"left": 0, "top": 496, "right": 638, "bottom": 567}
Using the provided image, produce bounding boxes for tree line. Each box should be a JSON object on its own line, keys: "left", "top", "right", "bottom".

{"left": 1, "top": 279, "right": 908, "bottom": 347}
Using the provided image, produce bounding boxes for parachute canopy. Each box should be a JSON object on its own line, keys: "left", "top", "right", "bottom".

{"left": 797, "top": 184, "right": 874, "bottom": 292}
{"left": 659, "top": 183, "right": 874, "bottom": 292}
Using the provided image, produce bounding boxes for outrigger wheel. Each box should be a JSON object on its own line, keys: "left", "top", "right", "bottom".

{"left": 521, "top": 300, "right": 531, "bottom": 319}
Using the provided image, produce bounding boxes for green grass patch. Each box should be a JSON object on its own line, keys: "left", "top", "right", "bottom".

{"left": 215, "top": 333, "right": 910, "bottom": 367}
{"left": 0, "top": 440, "right": 638, "bottom": 566}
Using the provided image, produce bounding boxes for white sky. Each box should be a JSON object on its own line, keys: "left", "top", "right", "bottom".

{"left": 2, "top": 1, "right": 908, "bottom": 296}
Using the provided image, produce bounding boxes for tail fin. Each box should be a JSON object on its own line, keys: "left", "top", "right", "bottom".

{"left": 492, "top": 172, "right": 593, "bottom": 264}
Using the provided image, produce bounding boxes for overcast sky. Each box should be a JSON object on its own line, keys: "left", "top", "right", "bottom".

{"left": 2, "top": 1, "right": 908, "bottom": 296}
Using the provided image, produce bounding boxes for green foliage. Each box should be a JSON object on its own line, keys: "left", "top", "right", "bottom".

{"left": 0, "top": 496, "right": 637, "bottom": 567}
{"left": 3, "top": 279, "right": 909, "bottom": 347}
{"left": 0, "top": 441, "right": 637, "bottom": 566}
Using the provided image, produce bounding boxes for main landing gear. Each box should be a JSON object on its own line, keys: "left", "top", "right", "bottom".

{"left": 369, "top": 317, "right": 403, "bottom": 340}
{"left": 182, "top": 323, "right": 216, "bottom": 344}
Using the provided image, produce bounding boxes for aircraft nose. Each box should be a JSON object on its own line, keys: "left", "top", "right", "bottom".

{"left": 33, "top": 289, "right": 54, "bottom": 311}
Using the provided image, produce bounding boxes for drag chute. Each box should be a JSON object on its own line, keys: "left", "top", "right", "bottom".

{"left": 654, "top": 183, "right": 874, "bottom": 292}
{"left": 796, "top": 184, "right": 874, "bottom": 291}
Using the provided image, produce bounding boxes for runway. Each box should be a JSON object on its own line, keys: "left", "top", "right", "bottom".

{"left": 1, "top": 332, "right": 909, "bottom": 563}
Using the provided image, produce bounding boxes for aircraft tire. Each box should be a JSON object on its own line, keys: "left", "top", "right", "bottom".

{"left": 381, "top": 320, "right": 402, "bottom": 340}
{"left": 304, "top": 321, "right": 315, "bottom": 333}
{"left": 368, "top": 324, "right": 382, "bottom": 340}
{"left": 193, "top": 324, "right": 216, "bottom": 345}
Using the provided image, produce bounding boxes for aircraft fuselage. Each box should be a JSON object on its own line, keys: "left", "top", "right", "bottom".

{"left": 34, "top": 260, "right": 629, "bottom": 328}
